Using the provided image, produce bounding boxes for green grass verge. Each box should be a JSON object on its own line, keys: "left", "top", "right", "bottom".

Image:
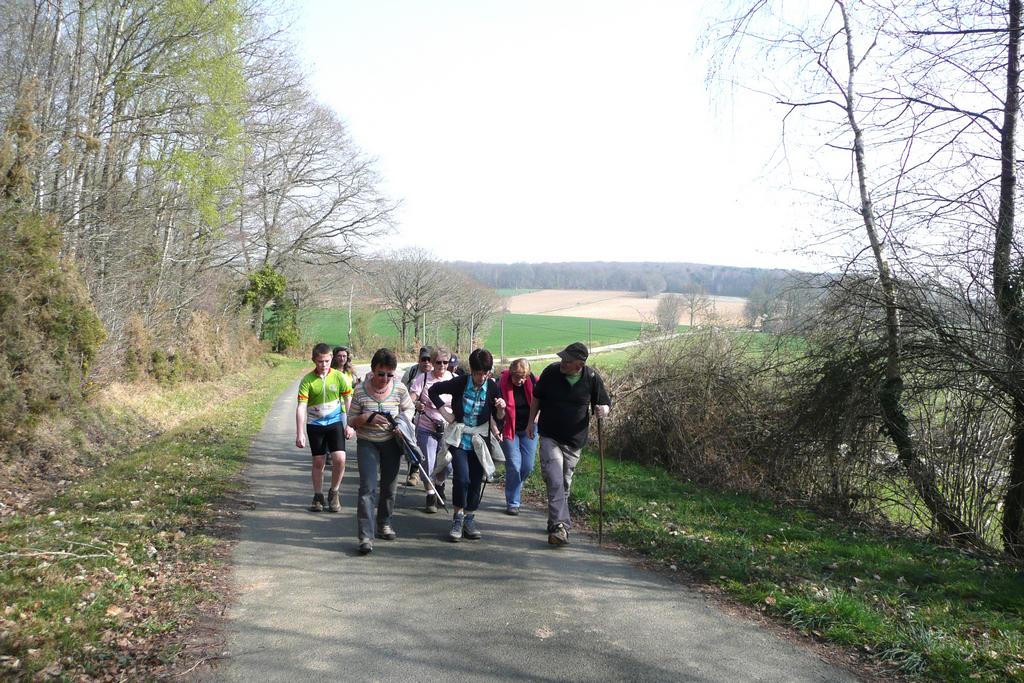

{"left": 0, "top": 355, "right": 306, "bottom": 679}
{"left": 525, "top": 456, "right": 1024, "bottom": 682}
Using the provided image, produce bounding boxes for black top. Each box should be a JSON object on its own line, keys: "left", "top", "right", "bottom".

{"left": 428, "top": 374, "right": 501, "bottom": 424}
{"left": 533, "top": 362, "right": 611, "bottom": 449}
{"left": 512, "top": 382, "right": 530, "bottom": 431}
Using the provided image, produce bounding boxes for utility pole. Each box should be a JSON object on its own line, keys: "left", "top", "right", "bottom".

{"left": 347, "top": 281, "right": 354, "bottom": 345}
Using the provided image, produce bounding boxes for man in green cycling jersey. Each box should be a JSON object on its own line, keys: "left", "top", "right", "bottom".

{"left": 296, "top": 343, "right": 354, "bottom": 512}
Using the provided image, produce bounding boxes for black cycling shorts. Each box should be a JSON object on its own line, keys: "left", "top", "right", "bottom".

{"left": 306, "top": 420, "right": 346, "bottom": 457}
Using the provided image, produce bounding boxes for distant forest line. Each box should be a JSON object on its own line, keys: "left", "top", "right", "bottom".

{"left": 450, "top": 261, "right": 803, "bottom": 298}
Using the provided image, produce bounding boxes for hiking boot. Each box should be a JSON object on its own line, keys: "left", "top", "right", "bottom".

{"left": 448, "top": 512, "right": 465, "bottom": 542}
{"left": 358, "top": 539, "right": 373, "bottom": 555}
{"left": 424, "top": 494, "right": 438, "bottom": 514}
{"left": 548, "top": 523, "right": 569, "bottom": 546}
{"left": 309, "top": 493, "right": 326, "bottom": 512}
{"left": 405, "top": 470, "right": 421, "bottom": 487}
{"left": 376, "top": 523, "right": 397, "bottom": 541}
{"left": 327, "top": 489, "right": 341, "bottom": 513}
{"left": 506, "top": 506, "right": 520, "bottom": 516}
{"left": 462, "top": 513, "right": 481, "bottom": 540}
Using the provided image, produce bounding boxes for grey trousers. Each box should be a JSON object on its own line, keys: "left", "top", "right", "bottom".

{"left": 356, "top": 438, "right": 403, "bottom": 541}
{"left": 538, "top": 436, "right": 582, "bottom": 531}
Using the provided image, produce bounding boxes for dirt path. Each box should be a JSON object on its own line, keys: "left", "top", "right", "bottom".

{"left": 207, "top": 379, "right": 859, "bottom": 682}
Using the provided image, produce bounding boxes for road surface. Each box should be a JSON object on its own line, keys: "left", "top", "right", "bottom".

{"left": 210, "top": 378, "right": 858, "bottom": 682}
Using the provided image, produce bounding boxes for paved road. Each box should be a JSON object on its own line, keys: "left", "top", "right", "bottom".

{"left": 211, "top": 378, "right": 858, "bottom": 683}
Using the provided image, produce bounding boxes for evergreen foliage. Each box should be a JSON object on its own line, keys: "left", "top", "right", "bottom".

{"left": 0, "top": 204, "right": 105, "bottom": 445}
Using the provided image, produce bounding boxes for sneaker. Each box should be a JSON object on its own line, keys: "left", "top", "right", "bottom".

{"left": 358, "top": 539, "right": 373, "bottom": 555}
{"left": 424, "top": 494, "right": 438, "bottom": 514}
{"left": 462, "top": 513, "right": 481, "bottom": 540}
{"left": 448, "top": 512, "right": 465, "bottom": 542}
{"left": 548, "top": 523, "right": 569, "bottom": 546}
{"left": 327, "top": 489, "right": 341, "bottom": 513}
{"left": 506, "top": 506, "right": 520, "bottom": 516}
{"left": 376, "top": 523, "right": 397, "bottom": 541}
{"left": 309, "top": 493, "right": 325, "bottom": 512}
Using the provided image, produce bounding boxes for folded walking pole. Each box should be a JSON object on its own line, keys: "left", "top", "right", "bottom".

{"left": 375, "top": 412, "right": 449, "bottom": 513}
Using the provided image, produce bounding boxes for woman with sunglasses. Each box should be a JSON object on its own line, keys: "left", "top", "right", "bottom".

{"left": 408, "top": 346, "right": 454, "bottom": 513}
{"left": 497, "top": 358, "right": 539, "bottom": 515}
{"left": 347, "top": 348, "right": 415, "bottom": 555}
{"left": 428, "top": 348, "right": 506, "bottom": 541}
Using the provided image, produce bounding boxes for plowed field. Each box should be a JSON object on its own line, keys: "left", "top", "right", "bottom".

{"left": 505, "top": 289, "right": 746, "bottom": 326}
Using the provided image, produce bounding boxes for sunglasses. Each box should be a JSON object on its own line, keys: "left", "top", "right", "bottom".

{"left": 432, "top": 359, "right": 448, "bottom": 365}
{"left": 375, "top": 371, "right": 395, "bottom": 378}
{"left": 420, "top": 357, "right": 430, "bottom": 362}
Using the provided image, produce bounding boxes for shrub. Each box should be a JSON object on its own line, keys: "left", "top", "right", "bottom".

{"left": 124, "top": 314, "right": 152, "bottom": 382}
{"left": 0, "top": 203, "right": 105, "bottom": 448}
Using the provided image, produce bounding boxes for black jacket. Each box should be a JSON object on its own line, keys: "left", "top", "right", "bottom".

{"left": 428, "top": 374, "right": 502, "bottom": 425}
{"left": 534, "top": 363, "right": 611, "bottom": 449}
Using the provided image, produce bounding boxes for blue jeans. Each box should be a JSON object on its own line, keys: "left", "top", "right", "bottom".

{"left": 450, "top": 447, "right": 484, "bottom": 512}
{"left": 501, "top": 430, "right": 537, "bottom": 508}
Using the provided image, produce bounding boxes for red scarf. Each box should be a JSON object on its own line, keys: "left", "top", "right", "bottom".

{"left": 498, "top": 369, "right": 534, "bottom": 440}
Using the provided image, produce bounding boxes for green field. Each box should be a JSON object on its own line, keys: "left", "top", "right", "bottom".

{"left": 298, "top": 309, "right": 654, "bottom": 357}
{"left": 297, "top": 308, "right": 395, "bottom": 347}
{"left": 483, "top": 314, "right": 647, "bottom": 356}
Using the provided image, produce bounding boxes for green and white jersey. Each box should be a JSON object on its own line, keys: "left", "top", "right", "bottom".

{"left": 297, "top": 368, "right": 353, "bottom": 426}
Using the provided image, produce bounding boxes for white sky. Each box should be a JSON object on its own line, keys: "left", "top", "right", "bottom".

{"left": 295, "top": 0, "right": 825, "bottom": 270}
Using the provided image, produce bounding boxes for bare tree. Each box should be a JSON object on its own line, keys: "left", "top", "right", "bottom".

{"left": 712, "top": 0, "right": 978, "bottom": 543}
{"left": 655, "top": 294, "right": 684, "bottom": 333}
{"left": 442, "top": 271, "right": 502, "bottom": 352}
{"left": 374, "top": 248, "right": 447, "bottom": 351}
{"left": 679, "top": 282, "right": 712, "bottom": 328}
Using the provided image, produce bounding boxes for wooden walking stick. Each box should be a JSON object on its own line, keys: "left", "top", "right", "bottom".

{"left": 597, "top": 416, "right": 605, "bottom": 545}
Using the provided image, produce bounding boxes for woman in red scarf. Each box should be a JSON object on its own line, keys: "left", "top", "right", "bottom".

{"left": 498, "top": 359, "right": 539, "bottom": 515}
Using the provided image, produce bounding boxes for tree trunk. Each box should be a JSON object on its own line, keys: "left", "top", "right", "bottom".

{"left": 994, "top": 0, "right": 1024, "bottom": 557}
{"left": 838, "top": 1, "right": 976, "bottom": 544}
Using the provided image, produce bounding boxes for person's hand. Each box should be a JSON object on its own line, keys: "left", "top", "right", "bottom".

{"left": 344, "top": 426, "right": 355, "bottom": 439}
{"left": 526, "top": 424, "right": 535, "bottom": 440}
{"left": 295, "top": 435, "right": 305, "bottom": 449}
{"left": 494, "top": 398, "right": 506, "bottom": 411}
{"left": 595, "top": 404, "right": 610, "bottom": 419}
{"left": 369, "top": 413, "right": 390, "bottom": 427}
{"left": 414, "top": 399, "right": 424, "bottom": 411}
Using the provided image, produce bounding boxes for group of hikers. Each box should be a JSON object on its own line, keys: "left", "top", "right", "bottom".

{"left": 295, "top": 341, "right": 611, "bottom": 555}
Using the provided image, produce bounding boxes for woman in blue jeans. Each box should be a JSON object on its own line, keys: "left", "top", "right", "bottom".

{"left": 428, "top": 348, "right": 506, "bottom": 541}
{"left": 497, "top": 359, "right": 539, "bottom": 515}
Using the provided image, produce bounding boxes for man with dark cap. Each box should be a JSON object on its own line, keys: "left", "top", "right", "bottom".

{"left": 447, "top": 353, "right": 465, "bottom": 377}
{"left": 402, "top": 346, "right": 432, "bottom": 388}
{"left": 526, "top": 342, "right": 611, "bottom": 546}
